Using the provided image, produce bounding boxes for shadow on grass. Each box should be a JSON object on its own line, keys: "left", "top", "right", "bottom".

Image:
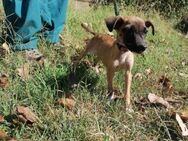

{"left": 46, "top": 60, "right": 100, "bottom": 98}
{"left": 175, "top": 15, "right": 188, "bottom": 34}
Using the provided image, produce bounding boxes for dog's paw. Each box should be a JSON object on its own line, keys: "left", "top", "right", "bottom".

{"left": 107, "top": 90, "right": 123, "bottom": 101}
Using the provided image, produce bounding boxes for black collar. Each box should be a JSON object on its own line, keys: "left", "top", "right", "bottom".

{"left": 116, "top": 42, "right": 128, "bottom": 52}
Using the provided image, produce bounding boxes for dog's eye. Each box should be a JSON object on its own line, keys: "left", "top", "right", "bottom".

{"left": 122, "top": 25, "right": 133, "bottom": 32}
{"left": 122, "top": 27, "right": 129, "bottom": 32}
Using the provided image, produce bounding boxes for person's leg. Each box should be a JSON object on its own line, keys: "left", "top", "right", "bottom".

{"left": 43, "top": 0, "right": 68, "bottom": 44}
{"left": 2, "top": 0, "right": 42, "bottom": 50}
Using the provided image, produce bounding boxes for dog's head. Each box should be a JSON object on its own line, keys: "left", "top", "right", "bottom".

{"left": 105, "top": 16, "right": 155, "bottom": 53}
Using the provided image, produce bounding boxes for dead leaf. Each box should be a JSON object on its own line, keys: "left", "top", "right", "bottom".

{"left": 135, "top": 96, "right": 148, "bottom": 104}
{"left": 57, "top": 98, "right": 76, "bottom": 110}
{"left": 0, "top": 115, "right": 5, "bottom": 123}
{"left": 172, "top": 111, "right": 188, "bottom": 122}
{"left": 178, "top": 108, "right": 188, "bottom": 121}
{"left": 158, "top": 75, "right": 174, "bottom": 94}
{"left": 0, "top": 129, "right": 17, "bottom": 141}
{"left": 176, "top": 113, "right": 188, "bottom": 136}
{"left": 148, "top": 93, "right": 173, "bottom": 109}
{"left": 0, "top": 74, "right": 9, "bottom": 88}
{"left": 134, "top": 73, "right": 143, "bottom": 80}
{"left": 145, "top": 68, "right": 152, "bottom": 75}
{"left": 0, "top": 42, "right": 10, "bottom": 57}
{"left": 16, "top": 106, "right": 38, "bottom": 124}
{"left": 2, "top": 43, "right": 10, "bottom": 54}
{"left": 179, "top": 72, "right": 188, "bottom": 78}
{"left": 181, "top": 61, "right": 186, "bottom": 67}
{"left": 17, "top": 114, "right": 28, "bottom": 123}
{"left": 0, "top": 129, "right": 8, "bottom": 140}
{"left": 158, "top": 75, "right": 171, "bottom": 87}
{"left": 170, "top": 109, "right": 188, "bottom": 122}
{"left": 8, "top": 138, "right": 18, "bottom": 141}
{"left": 16, "top": 64, "right": 30, "bottom": 80}
{"left": 164, "top": 97, "right": 182, "bottom": 104}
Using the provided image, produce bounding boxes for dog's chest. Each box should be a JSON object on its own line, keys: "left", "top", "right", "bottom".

{"left": 113, "top": 51, "right": 134, "bottom": 70}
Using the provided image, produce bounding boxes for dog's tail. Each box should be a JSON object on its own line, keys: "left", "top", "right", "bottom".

{"left": 81, "top": 23, "right": 96, "bottom": 36}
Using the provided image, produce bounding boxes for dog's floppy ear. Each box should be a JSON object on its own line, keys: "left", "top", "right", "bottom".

{"left": 145, "top": 21, "right": 155, "bottom": 35}
{"left": 105, "top": 16, "right": 124, "bottom": 32}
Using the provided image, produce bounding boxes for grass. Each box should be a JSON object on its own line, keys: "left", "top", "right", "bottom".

{"left": 0, "top": 1, "right": 188, "bottom": 140}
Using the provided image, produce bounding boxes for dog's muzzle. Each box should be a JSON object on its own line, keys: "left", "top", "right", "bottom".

{"left": 136, "top": 45, "right": 147, "bottom": 53}
{"left": 124, "top": 43, "right": 147, "bottom": 54}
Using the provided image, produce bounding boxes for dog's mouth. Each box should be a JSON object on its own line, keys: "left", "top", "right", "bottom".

{"left": 124, "top": 42, "right": 147, "bottom": 54}
{"left": 116, "top": 41, "right": 147, "bottom": 54}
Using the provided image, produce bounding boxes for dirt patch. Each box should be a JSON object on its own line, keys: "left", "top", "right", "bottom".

{"left": 75, "top": 0, "right": 90, "bottom": 10}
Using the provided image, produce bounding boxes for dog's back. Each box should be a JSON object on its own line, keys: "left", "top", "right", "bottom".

{"left": 84, "top": 33, "right": 121, "bottom": 65}
{"left": 81, "top": 22, "right": 132, "bottom": 68}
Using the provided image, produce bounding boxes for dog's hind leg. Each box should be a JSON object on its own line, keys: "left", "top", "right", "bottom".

{"left": 75, "top": 38, "right": 96, "bottom": 64}
{"left": 73, "top": 45, "right": 90, "bottom": 65}
{"left": 92, "top": 57, "right": 100, "bottom": 73}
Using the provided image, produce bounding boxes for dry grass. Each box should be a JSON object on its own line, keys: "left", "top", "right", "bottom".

{"left": 0, "top": 1, "right": 188, "bottom": 140}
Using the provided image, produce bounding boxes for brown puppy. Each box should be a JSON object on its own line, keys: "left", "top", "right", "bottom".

{"left": 77, "top": 16, "right": 155, "bottom": 109}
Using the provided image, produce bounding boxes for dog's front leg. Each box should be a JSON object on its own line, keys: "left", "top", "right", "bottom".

{"left": 124, "top": 69, "right": 132, "bottom": 108}
{"left": 107, "top": 68, "right": 115, "bottom": 93}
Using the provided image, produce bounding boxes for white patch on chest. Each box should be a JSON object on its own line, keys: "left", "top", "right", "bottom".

{"left": 113, "top": 51, "right": 134, "bottom": 70}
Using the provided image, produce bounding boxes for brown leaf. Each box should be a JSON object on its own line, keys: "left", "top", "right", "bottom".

{"left": 180, "top": 115, "right": 188, "bottom": 121}
{"left": 0, "top": 42, "right": 10, "bottom": 57}
{"left": 57, "top": 98, "right": 76, "bottom": 110}
{"left": 145, "top": 68, "right": 152, "bottom": 75}
{"left": 164, "top": 97, "right": 182, "bottom": 107}
{"left": 17, "top": 115, "right": 28, "bottom": 123}
{"left": 176, "top": 113, "right": 188, "bottom": 136}
{"left": 158, "top": 75, "right": 170, "bottom": 85}
{"left": 8, "top": 138, "right": 18, "bottom": 141}
{"left": 16, "top": 106, "right": 38, "bottom": 124}
{"left": 0, "top": 129, "right": 8, "bottom": 140}
{"left": 158, "top": 75, "right": 174, "bottom": 93}
{"left": 16, "top": 64, "right": 30, "bottom": 80}
{"left": 179, "top": 72, "right": 188, "bottom": 78}
{"left": 2, "top": 43, "right": 10, "bottom": 54}
{"left": 170, "top": 109, "right": 188, "bottom": 122}
{"left": 0, "top": 129, "right": 17, "bottom": 141}
{"left": 134, "top": 96, "right": 150, "bottom": 112}
{"left": 178, "top": 108, "right": 188, "bottom": 121}
{"left": 134, "top": 73, "right": 143, "bottom": 80}
{"left": 0, "top": 74, "right": 9, "bottom": 88}
{"left": 148, "top": 93, "right": 173, "bottom": 109}
{"left": 0, "top": 115, "right": 5, "bottom": 123}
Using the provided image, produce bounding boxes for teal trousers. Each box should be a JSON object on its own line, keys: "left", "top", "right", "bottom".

{"left": 3, "top": 0, "right": 68, "bottom": 50}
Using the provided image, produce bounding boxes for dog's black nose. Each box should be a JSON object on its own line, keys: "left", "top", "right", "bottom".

{"left": 138, "top": 45, "right": 147, "bottom": 52}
